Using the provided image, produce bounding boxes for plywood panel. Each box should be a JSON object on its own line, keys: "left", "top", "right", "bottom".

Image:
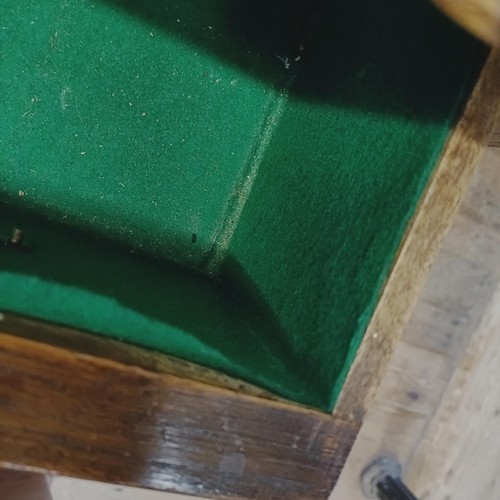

{"left": 407, "top": 287, "right": 500, "bottom": 499}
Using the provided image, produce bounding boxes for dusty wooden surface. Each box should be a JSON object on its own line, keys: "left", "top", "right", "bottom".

{"left": 407, "top": 289, "right": 500, "bottom": 499}
{"left": 331, "top": 120, "right": 500, "bottom": 499}
{"left": 0, "top": 313, "right": 281, "bottom": 403}
{"left": 405, "top": 146, "right": 500, "bottom": 500}
{"left": 0, "top": 333, "right": 356, "bottom": 500}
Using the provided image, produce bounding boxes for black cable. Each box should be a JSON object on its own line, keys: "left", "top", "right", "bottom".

{"left": 376, "top": 475, "right": 418, "bottom": 500}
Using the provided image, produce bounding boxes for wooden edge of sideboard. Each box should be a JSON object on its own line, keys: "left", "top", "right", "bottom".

{"left": 0, "top": 312, "right": 283, "bottom": 403}
{"left": 0, "top": 332, "right": 356, "bottom": 500}
{"left": 335, "top": 48, "right": 500, "bottom": 421}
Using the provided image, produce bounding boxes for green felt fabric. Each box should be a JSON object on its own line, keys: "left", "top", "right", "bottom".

{"left": 1, "top": 0, "right": 479, "bottom": 409}
{"left": 225, "top": 1, "right": 481, "bottom": 408}
{"left": 0, "top": 205, "right": 313, "bottom": 401}
{"left": 1, "top": 0, "right": 306, "bottom": 268}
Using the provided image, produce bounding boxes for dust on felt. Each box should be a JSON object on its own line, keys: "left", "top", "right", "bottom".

{"left": 60, "top": 86, "right": 71, "bottom": 110}
{"left": 55, "top": 75, "right": 217, "bottom": 261}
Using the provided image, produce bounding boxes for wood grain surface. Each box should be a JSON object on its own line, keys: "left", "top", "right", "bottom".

{"left": 405, "top": 145, "right": 500, "bottom": 500}
{"left": 0, "top": 332, "right": 356, "bottom": 500}
{"left": 408, "top": 287, "right": 500, "bottom": 499}
{"left": 0, "top": 313, "right": 281, "bottom": 403}
{"left": 430, "top": 0, "right": 500, "bottom": 45}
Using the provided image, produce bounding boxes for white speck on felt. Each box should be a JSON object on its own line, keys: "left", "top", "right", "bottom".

{"left": 276, "top": 55, "right": 291, "bottom": 69}
{"left": 60, "top": 86, "right": 71, "bottom": 110}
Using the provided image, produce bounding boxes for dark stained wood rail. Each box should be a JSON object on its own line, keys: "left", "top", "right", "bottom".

{"left": 0, "top": 332, "right": 357, "bottom": 499}
{"left": 0, "top": 312, "right": 282, "bottom": 402}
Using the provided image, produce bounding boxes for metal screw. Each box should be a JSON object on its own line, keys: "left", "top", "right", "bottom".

{"left": 9, "top": 228, "right": 24, "bottom": 247}
{"left": 4, "top": 228, "right": 32, "bottom": 253}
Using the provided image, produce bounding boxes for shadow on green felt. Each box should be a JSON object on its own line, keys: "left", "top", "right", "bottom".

{"left": 0, "top": 0, "right": 484, "bottom": 411}
{"left": 101, "top": 0, "right": 480, "bottom": 124}
{"left": 0, "top": 203, "right": 327, "bottom": 407}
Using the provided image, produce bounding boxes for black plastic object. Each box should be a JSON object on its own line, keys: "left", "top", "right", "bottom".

{"left": 361, "top": 454, "right": 419, "bottom": 500}
{"left": 376, "top": 475, "right": 418, "bottom": 500}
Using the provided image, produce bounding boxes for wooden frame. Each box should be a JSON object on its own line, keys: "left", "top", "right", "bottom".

{"left": 0, "top": 50, "right": 499, "bottom": 500}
